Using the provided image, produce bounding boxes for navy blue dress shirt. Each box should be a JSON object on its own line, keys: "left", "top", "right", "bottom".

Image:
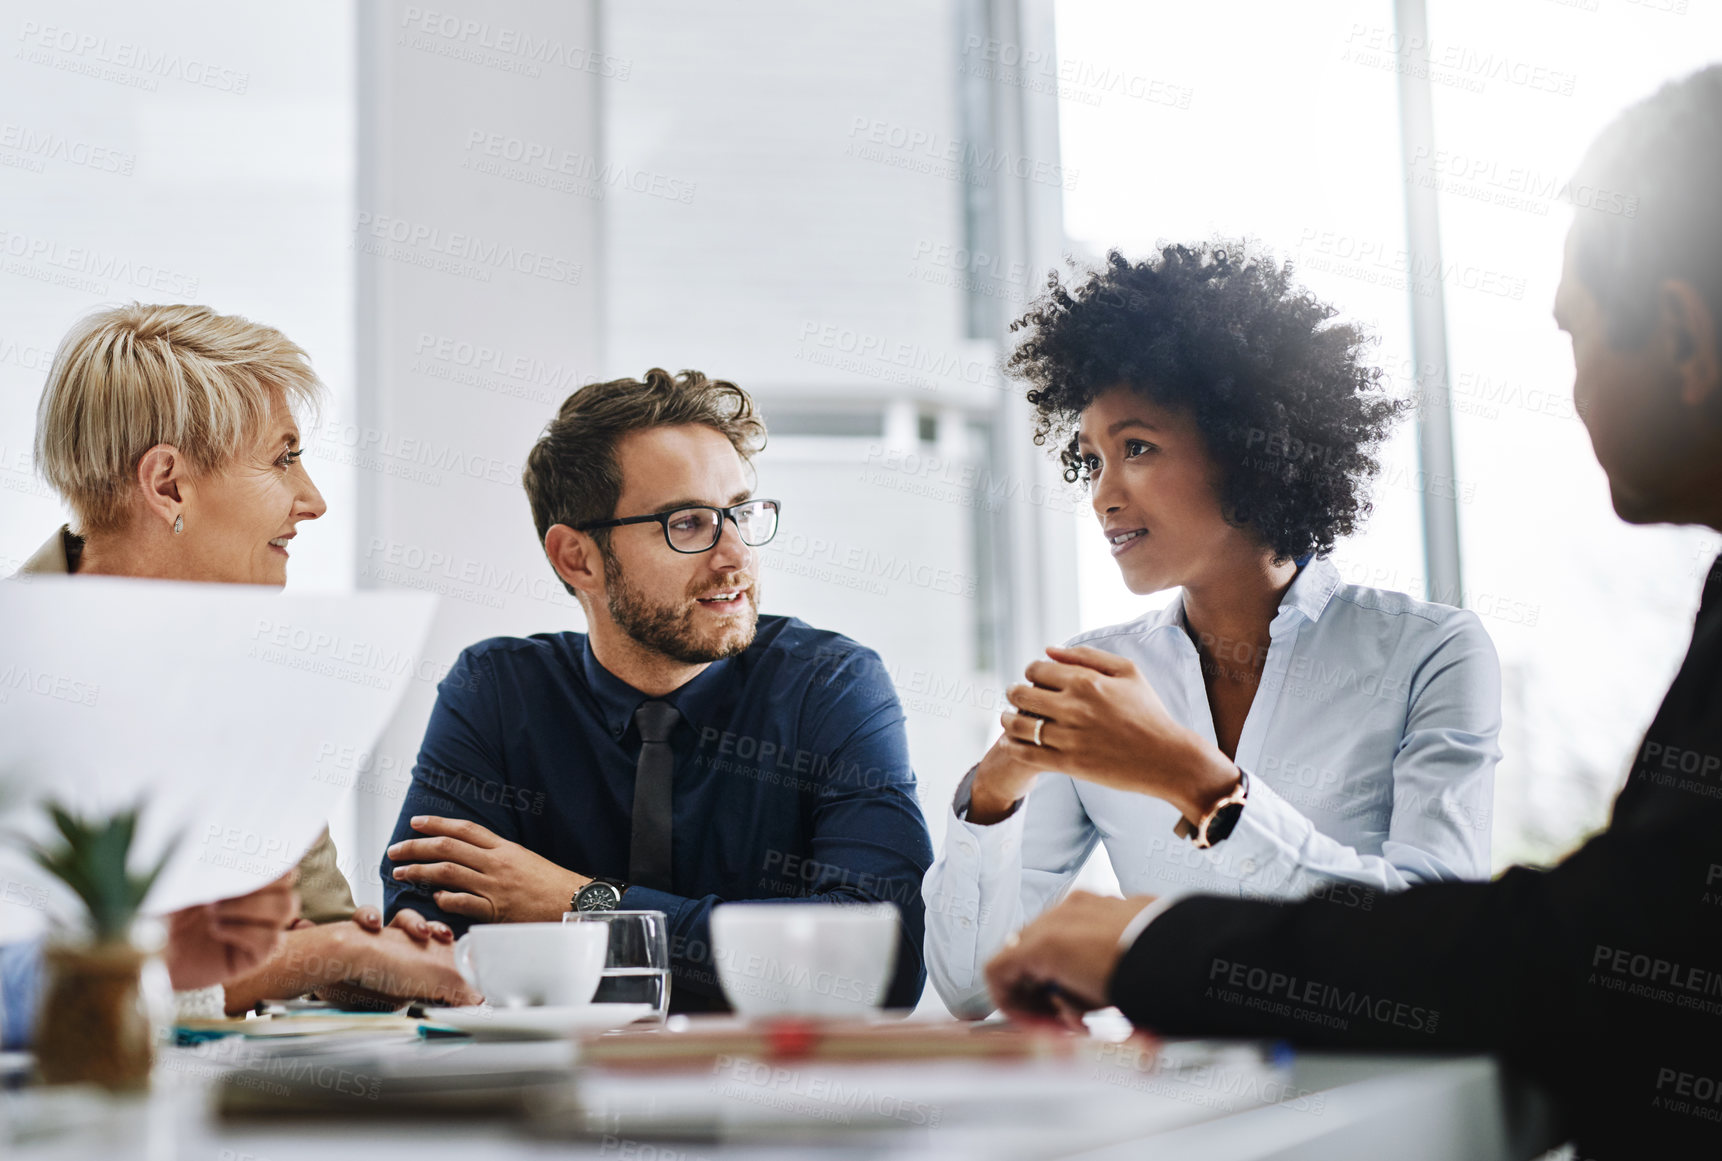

{"left": 383, "top": 615, "right": 934, "bottom": 1011}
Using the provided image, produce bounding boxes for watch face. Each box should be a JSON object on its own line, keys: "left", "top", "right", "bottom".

{"left": 1205, "top": 802, "right": 1246, "bottom": 846}
{"left": 578, "top": 883, "right": 620, "bottom": 911}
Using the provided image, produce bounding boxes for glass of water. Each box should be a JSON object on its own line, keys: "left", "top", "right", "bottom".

{"left": 563, "top": 909, "right": 671, "bottom": 1022}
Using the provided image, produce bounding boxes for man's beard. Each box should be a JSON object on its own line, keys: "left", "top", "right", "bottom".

{"left": 602, "top": 545, "right": 758, "bottom": 664}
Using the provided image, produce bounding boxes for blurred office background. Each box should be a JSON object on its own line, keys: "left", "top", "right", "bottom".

{"left": 2, "top": 0, "right": 1719, "bottom": 918}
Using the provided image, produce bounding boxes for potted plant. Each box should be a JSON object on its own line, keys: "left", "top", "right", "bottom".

{"left": 25, "top": 802, "right": 173, "bottom": 1090}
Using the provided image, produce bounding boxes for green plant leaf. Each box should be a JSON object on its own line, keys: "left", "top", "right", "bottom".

{"left": 19, "top": 801, "right": 179, "bottom": 943}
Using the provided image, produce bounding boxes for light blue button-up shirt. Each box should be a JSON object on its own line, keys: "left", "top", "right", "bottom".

{"left": 923, "top": 557, "right": 1502, "bottom": 1017}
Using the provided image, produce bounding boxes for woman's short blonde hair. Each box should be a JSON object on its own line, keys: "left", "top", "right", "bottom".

{"left": 34, "top": 303, "right": 325, "bottom": 534}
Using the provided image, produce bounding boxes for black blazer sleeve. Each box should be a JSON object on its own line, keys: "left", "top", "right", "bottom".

{"left": 1110, "top": 571, "right": 1722, "bottom": 1159}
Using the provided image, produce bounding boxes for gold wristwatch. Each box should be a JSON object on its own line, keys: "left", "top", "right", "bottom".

{"left": 1173, "top": 768, "right": 1249, "bottom": 849}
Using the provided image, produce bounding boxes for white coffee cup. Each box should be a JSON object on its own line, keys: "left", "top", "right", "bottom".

{"left": 452, "top": 922, "right": 608, "bottom": 1008}
{"left": 711, "top": 902, "right": 900, "bottom": 1018}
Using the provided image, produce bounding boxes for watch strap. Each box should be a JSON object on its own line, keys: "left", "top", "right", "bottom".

{"left": 1173, "top": 768, "right": 1249, "bottom": 849}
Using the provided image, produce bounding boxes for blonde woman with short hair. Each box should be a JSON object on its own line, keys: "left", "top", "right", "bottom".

{"left": 19, "top": 302, "right": 477, "bottom": 1014}
{"left": 31, "top": 302, "right": 326, "bottom": 585}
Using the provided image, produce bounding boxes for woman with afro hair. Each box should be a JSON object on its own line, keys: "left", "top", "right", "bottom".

{"left": 924, "top": 241, "right": 1502, "bottom": 1018}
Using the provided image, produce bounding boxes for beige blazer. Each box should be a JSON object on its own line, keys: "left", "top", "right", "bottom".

{"left": 17, "top": 527, "right": 358, "bottom": 924}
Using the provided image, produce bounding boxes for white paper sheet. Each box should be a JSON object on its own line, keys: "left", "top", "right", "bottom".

{"left": 0, "top": 576, "right": 436, "bottom": 936}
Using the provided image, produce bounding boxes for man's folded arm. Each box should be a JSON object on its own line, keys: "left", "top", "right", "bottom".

{"left": 630, "top": 696, "right": 935, "bottom": 1008}
{"left": 801, "top": 667, "right": 936, "bottom": 1010}
{"left": 382, "top": 648, "right": 523, "bottom": 931}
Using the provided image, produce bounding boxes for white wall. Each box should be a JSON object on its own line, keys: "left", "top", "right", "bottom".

{"left": 346, "top": 0, "right": 609, "bottom": 897}
{"left": 0, "top": 1, "right": 355, "bottom": 587}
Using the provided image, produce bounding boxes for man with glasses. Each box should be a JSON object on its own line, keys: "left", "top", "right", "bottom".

{"left": 382, "top": 369, "right": 934, "bottom": 1012}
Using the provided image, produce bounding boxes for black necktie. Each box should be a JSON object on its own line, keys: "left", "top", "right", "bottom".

{"left": 629, "top": 700, "right": 681, "bottom": 892}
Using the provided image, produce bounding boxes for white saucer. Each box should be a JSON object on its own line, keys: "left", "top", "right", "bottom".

{"left": 421, "top": 1003, "right": 656, "bottom": 1040}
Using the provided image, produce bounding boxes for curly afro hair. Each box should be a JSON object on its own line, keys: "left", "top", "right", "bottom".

{"left": 1008, "top": 241, "right": 1405, "bottom": 562}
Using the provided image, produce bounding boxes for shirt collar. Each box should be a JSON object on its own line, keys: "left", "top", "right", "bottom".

{"left": 18, "top": 526, "right": 80, "bottom": 576}
{"left": 1140, "top": 596, "right": 1189, "bottom": 637}
{"left": 1144, "top": 556, "right": 1341, "bottom": 642}
{"left": 1275, "top": 555, "right": 1342, "bottom": 628}
{"left": 579, "top": 637, "right": 734, "bottom": 741}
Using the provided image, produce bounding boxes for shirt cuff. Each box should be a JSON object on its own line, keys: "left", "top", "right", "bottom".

{"left": 1117, "top": 896, "right": 1179, "bottom": 950}
{"left": 1210, "top": 772, "right": 1312, "bottom": 892}
{"left": 174, "top": 985, "right": 228, "bottom": 1021}
{"left": 929, "top": 772, "right": 1032, "bottom": 997}
{"left": 937, "top": 783, "right": 1030, "bottom": 912}
{"left": 952, "top": 763, "right": 1023, "bottom": 824}
{"left": 617, "top": 884, "right": 694, "bottom": 927}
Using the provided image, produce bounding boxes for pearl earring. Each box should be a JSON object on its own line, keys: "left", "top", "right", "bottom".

{"left": 173, "top": 515, "right": 183, "bottom": 534}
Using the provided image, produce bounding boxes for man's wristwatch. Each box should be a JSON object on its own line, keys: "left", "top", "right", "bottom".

{"left": 1173, "top": 768, "right": 1249, "bottom": 849}
{"left": 574, "top": 876, "right": 628, "bottom": 912}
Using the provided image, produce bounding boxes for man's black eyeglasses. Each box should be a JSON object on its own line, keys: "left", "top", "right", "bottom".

{"left": 575, "top": 499, "right": 781, "bottom": 554}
